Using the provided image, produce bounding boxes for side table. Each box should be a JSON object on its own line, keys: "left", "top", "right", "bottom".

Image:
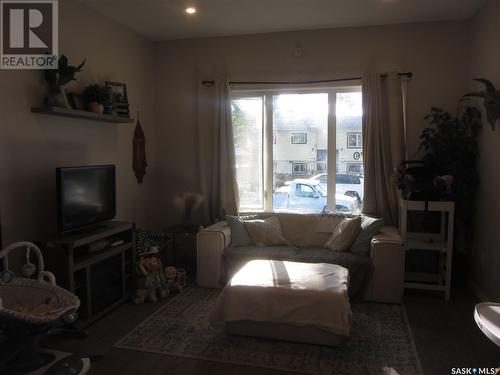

{"left": 164, "top": 224, "right": 202, "bottom": 272}
{"left": 399, "top": 198, "right": 455, "bottom": 300}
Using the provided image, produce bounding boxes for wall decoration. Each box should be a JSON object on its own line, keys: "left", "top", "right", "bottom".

{"left": 44, "top": 55, "right": 85, "bottom": 109}
{"left": 106, "top": 81, "right": 129, "bottom": 117}
{"left": 463, "top": 78, "right": 500, "bottom": 130}
{"left": 133, "top": 111, "right": 147, "bottom": 183}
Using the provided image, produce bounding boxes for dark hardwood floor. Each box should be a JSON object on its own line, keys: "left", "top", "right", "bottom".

{"left": 404, "top": 288, "right": 499, "bottom": 374}
{"left": 47, "top": 287, "right": 499, "bottom": 375}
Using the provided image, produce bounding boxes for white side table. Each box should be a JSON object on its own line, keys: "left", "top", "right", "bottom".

{"left": 474, "top": 302, "right": 500, "bottom": 347}
{"left": 399, "top": 199, "right": 455, "bottom": 300}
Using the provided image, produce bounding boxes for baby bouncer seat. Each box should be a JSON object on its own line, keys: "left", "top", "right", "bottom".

{"left": 0, "top": 242, "right": 91, "bottom": 374}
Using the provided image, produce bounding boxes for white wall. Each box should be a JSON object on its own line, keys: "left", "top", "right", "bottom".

{"left": 0, "top": 0, "right": 158, "bottom": 250}
{"left": 469, "top": 0, "right": 500, "bottom": 301}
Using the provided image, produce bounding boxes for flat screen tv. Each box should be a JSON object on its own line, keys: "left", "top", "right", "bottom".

{"left": 57, "top": 165, "right": 116, "bottom": 233}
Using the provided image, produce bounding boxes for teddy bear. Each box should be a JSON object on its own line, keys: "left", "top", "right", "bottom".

{"left": 165, "top": 266, "right": 186, "bottom": 293}
{"left": 133, "top": 255, "right": 169, "bottom": 304}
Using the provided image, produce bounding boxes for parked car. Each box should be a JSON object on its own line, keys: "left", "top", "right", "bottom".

{"left": 310, "top": 173, "right": 364, "bottom": 202}
{"left": 273, "top": 179, "right": 358, "bottom": 213}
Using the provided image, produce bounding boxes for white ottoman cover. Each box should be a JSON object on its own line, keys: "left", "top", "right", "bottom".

{"left": 210, "top": 259, "right": 352, "bottom": 336}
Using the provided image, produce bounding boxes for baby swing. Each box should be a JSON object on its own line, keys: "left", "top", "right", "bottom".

{"left": 0, "top": 242, "right": 95, "bottom": 374}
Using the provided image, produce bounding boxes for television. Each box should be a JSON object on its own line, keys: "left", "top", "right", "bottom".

{"left": 56, "top": 165, "right": 116, "bottom": 233}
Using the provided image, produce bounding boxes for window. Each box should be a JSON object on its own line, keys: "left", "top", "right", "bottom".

{"left": 316, "top": 162, "right": 327, "bottom": 173}
{"left": 291, "top": 133, "right": 307, "bottom": 144}
{"left": 231, "top": 97, "right": 264, "bottom": 210}
{"left": 292, "top": 162, "right": 307, "bottom": 175}
{"left": 290, "top": 133, "right": 307, "bottom": 145}
{"left": 347, "top": 132, "right": 362, "bottom": 148}
{"left": 347, "top": 163, "right": 363, "bottom": 174}
{"left": 231, "top": 86, "right": 362, "bottom": 214}
{"left": 295, "top": 184, "right": 317, "bottom": 198}
{"left": 316, "top": 149, "right": 327, "bottom": 161}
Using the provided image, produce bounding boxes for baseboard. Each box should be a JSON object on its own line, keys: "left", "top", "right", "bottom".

{"left": 468, "top": 279, "right": 490, "bottom": 302}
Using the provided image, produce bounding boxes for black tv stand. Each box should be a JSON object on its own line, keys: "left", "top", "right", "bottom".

{"left": 64, "top": 223, "right": 108, "bottom": 236}
{"left": 38, "top": 221, "right": 136, "bottom": 328}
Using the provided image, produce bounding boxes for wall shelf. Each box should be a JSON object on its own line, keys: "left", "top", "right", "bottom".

{"left": 31, "top": 106, "right": 134, "bottom": 124}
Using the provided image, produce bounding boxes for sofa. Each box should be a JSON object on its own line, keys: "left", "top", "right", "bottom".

{"left": 197, "top": 212, "right": 404, "bottom": 303}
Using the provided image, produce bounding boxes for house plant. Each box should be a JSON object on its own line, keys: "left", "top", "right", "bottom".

{"left": 418, "top": 106, "right": 482, "bottom": 282}
{"left": 172, "top": 193, "right": 204, "bottom": 227}
{"left": 44, "top": 55, "right": 85, "bottom": 108}
{"left": 82, "top": 84, "right": 109, "bottom": 114}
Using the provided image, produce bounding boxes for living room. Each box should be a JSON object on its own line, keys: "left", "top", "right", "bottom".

{"left": 0, "top": 0, "right": 499, "bottom": 374}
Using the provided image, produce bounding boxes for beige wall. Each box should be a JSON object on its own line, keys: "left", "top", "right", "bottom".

{"left": 0, "top": 0, "right": 158, "bottom": 249}
{"left": 155, "top": 21, "right": 471, "bottom": 224}
{"left": 469, "top": 0, "right": 500, "bottom": 301}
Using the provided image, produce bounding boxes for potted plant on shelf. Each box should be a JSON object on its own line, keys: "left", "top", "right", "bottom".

{"left": 82, "top": 84, "right": 109, "bottom": 114}
{"left": 44, "top": 55, "right": 86, "bottom": 108}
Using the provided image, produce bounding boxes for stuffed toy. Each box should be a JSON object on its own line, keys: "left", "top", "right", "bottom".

{"left": 133, "top": 256, "right": 169, "bottom": 304}
{"left": 165, "top": 266, "right": 186, "bottom": 293}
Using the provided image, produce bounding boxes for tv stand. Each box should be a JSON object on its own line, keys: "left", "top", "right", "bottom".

{"left": 66, "top": 223, "right": 108, "bottom": 236}
{"left": 38, "top": 221, "right": 136, "bottom": 328}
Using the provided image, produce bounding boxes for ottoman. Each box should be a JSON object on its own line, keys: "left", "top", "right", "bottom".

{"left": 210, "top": 259, "right": 352, "bottom": 346}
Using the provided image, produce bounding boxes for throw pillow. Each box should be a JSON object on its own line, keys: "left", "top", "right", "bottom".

{"left": 244, "top": 216, "right": 290, "bottom": 246}
{"left": 349, "top": 215, "right": 384, "bottom": 254}
{"left": 225, "top": 215, "right": 257, "bottom": 246}
{"left": 324, "top": 216, "right": 362, "bottom": 252}
{"left": 314, "top": 213, "right": 346, "bottom": 233}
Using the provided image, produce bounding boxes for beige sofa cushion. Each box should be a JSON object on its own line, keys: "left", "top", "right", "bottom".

{"left": 324, "top": 217, "right": 362, "bottom": 252}
{"left": 276, "top": 213, "right": 344, "bottom": 247}
{"left": 244, "top": 216, "right": 289, "bottom": 246}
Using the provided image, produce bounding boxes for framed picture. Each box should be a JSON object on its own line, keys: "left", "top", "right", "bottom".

{"left": 67, "top": 92, "right": 86, "bottom": 110}
{"left": 105, "top": 81, "right": 130, "bottom": 117}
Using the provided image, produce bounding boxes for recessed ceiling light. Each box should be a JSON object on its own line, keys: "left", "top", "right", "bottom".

{"left": 185, "top": 7, "right": 196, "bottom": 14}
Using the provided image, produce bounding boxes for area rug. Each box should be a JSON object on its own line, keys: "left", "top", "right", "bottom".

{"left": 114, "top": 287, "right": 423, "bottom": 375}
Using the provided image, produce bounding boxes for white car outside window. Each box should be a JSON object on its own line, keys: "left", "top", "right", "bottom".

{"left": 310, "top": 173, "right": 364, "bottom": 202}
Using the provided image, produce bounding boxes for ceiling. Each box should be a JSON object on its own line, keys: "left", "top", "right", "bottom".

{"left": 80, "top": 0, "right": 486, "bottom": 41}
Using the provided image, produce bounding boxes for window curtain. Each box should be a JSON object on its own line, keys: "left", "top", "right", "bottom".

{"left": 196, "top": 79, "right": 239, "bottom": 224}
{"left": 362, "top": 72, "right": 405, "bottom": 226}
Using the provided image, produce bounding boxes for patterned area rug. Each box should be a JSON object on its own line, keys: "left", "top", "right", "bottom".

{"left": 115, "top": 287, "right": 423, "bottom": 375}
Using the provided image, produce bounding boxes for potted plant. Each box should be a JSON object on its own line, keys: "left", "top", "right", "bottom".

{"left": 44, "top": 55, "right": 85, "bottom": 108}
{"left": 172, "top": 192, "right": 204, "bottom": 228}
{"left": 418, "top": 106, "right": 482, "bottom": 284}
{"left": 82, "top": 84, "right": 108, "bottom": 114}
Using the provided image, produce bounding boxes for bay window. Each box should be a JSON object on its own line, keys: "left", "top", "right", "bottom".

{"left": 231, "top": 84, "right": 363, "bottom": 213}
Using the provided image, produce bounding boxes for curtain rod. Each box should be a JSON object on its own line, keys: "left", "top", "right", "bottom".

{"left": 201, "top": 72, "right": 412, "bottom": 86}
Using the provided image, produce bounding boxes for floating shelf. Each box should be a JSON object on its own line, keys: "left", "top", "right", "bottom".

{"left": 31, "top": 106, "right": 134, "bottom": 124}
